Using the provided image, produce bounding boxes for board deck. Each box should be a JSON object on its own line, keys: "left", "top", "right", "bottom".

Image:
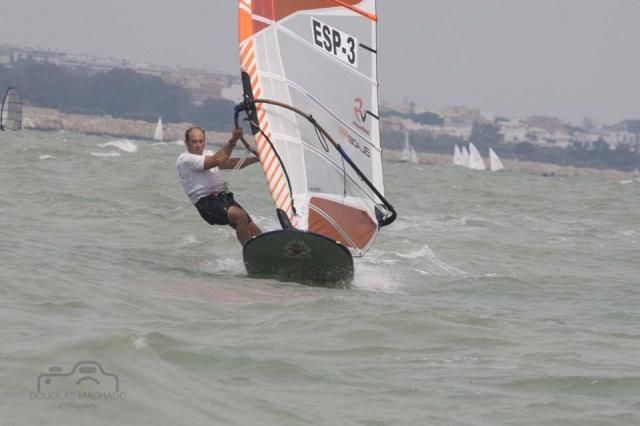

{"left": 243, "top": 230, "right": 354, "bottom": 287}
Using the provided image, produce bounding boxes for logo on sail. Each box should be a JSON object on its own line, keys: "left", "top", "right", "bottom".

{"left": 340, "top": 127, "right": 371, "bottom": 158}
{"left": 353, "top": 97, "right": 373, "bottom": 135}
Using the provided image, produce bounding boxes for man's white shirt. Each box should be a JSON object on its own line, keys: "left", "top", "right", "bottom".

{"left": 176, "top": 150, "right": 227, "bottom": 204}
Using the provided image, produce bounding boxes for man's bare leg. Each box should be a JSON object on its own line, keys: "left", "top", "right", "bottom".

{"left": 228, "top": 206, "right": 261, "bottom": 245}
{"left": 248, "top": 222, "right": 261, "bottom": 239}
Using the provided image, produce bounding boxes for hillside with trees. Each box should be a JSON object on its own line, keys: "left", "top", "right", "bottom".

{"left": 0, "top": 59, "right": 236, "bottom": 131}
{"left": 3, "top": 59, "right": 639, "bottom": 171}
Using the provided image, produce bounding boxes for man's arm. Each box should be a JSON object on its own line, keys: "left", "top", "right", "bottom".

{"left": 219, "top": 156, "right": 261, "bottom": 170}
{"left": 203, "top": 129, "right": 242, "bottom": 170}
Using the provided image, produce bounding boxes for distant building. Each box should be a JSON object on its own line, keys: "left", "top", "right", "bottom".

{"left": 599, "top": 130, "right": 638, "bottom": 146}
{"left": 524, "top": 116, "right": 571, "bottom": 134}
{"left": 439, "top": 106, "right": 489, "bottom": 127}
{"left": 498, "top": 119, "right": 528, "bottom": 143}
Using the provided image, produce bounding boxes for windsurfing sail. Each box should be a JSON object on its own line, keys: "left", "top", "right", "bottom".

{"left": 489, "top": 147, "right": 504, "bottom": 172}
{"left": 400, "top": 130, "right": 418, "bottom": 164}
{"left": 468, "top": 142, "right": 486, "bottom": 170}
{"left": 0, "top": 87, "right": 22, "bottom": 131}
{"left": 237, "top": 0, "right": 395, "bottom": 256}
{"left": 153, "top": 117, "right": 164, "bottom": 141}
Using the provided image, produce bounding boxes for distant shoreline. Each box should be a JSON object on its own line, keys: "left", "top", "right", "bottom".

{"left": 386, "top": 150, "right": 638, "bottom": 180}
{"left": 22, "top": 106, "right": 637, "bottom": 180}
{"left": 22, "top": 106, "right": 231, "bottom": 144}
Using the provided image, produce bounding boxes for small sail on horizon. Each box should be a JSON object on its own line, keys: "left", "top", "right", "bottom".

{"left": 468, "top": 142, "right": 487, "bottom": 170}
{"left": 409, "top": 145, "right": 418, "bottom": 164}
{"left": 153, "top": 117, "right": 164, "bottom": 141}
{"left": 489, "top": 147, "right": 505, "bottom": 172}
{"left": 400, "top": 131, "right": 419, "bottom": 164}
{"left": 1, "top": 87, "right": 22, "bottom": 131}
{"left": 453, "top": 145, "right": 462, "bottom": 166}
{"left": 461, "top": 146, "right": 470, "bottom": 168}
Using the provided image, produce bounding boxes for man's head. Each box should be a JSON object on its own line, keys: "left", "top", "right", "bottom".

{"left": 184, "top": 127, "right": 206, "bottom": 155}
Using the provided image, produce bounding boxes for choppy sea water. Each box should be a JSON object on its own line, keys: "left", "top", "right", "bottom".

{"left": 1, "top": 130, "right": 639, "bottom": 425}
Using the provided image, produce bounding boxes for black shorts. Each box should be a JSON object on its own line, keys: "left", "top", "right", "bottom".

{"left": 195, "top": 192, "right": 252, "bottom": 228}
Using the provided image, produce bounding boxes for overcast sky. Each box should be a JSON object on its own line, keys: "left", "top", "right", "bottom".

{"left": 2, "top": 0, "right": 639, "bottom": 123}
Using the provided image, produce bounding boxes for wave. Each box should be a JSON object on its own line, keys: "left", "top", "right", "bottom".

{"left": 352, "top": 263, "right": 405, "bottom": 293}
{"left": 97, "top": 139, "right": 138, "bottom": 153}
{"left": 181, "top": 235, "right": 202, "bottom": 246}
{"left": 129, "top": 335, "right": 148, "bottom": 350}
{"left": 199, "top": 256, "right": 246, "bottom": 276}
{"left": 90, "top": 151, "right": 121, "bottom": 157}
{"left": 396, "top": 244, "right": 466, "bottom": 275}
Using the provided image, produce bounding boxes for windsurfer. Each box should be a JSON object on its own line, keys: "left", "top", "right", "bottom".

{"left": 176, "top": 127, "right": 262, "bottom": 245}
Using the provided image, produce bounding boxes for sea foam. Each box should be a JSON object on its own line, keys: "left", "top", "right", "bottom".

{"left": 98, "top": 139, "right": 138, "bottom": 153}
{"left": 90, "top": 151, "right": 121, "bottom": 157}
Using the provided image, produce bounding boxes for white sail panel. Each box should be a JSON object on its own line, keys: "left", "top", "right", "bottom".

{"left": 238, "top": 0, "right": 387, "bottom": 255}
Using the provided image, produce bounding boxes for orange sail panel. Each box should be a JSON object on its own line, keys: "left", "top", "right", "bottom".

{"left": 239, "top": 0, "right": 371, "bottom": 41}
{"left": 254, "top": 0, "right": 363, "bottom": 22}
{"left": 308, "top": 197, "right": 377, "bottom": 251}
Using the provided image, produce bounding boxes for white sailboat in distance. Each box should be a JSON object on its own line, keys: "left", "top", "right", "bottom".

{"left": 400, "top": 130, "right": 419, "bottom": 164}
{"left": 153, "top": 117, "right": 164, "bottom": 141}
{"left": 461, "top": 146, "right": 471, "bottom": 168}
{"left": 489, "top": 148, "right": 505, "bottom": 172}
{"left": 453, "top": 145, "right": 462, "bottom": 166}
{"left": 468, "top": 142, "right": 487, "bottom": 171}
